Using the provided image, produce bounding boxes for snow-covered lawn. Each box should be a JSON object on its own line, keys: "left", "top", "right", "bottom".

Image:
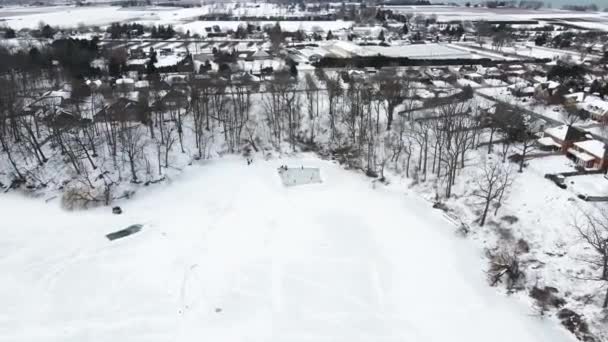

{"left": 567, "top": 174, "right": 608, "bottom": 197}
{"left": 0, "top": 155, "right": 573, "bottom": 342}
{"left": 528, "top": 155, "right": 576, "bottom": 175}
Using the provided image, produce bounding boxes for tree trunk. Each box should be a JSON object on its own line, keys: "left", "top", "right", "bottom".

{"left": 386, "top": 104, "right": 394, "bottom": 131}
{"left": 480, "top": 197, "right": 491, "bottom": 226}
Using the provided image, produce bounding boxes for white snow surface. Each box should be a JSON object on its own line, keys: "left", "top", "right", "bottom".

{"left": 0, "top": 155, "right": 575, "bottom": 342}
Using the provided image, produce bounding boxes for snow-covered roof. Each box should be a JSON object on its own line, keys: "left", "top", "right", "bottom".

{"left": 485, "top": 79, "right": 506, "bottom": 87}
{"left": 582, "top": 96, "right": 608, "bottom": 116}
{"left": 568, "top": 148, "right": 596, "bottom": 162}
{"left": 135, "top": 80, "right": 149, "bottom": 89}
{"left": 415, "top": 89, "right": 435, "bottom": 99}
{"left": 126, "top": 59, "right": 147, "bottom": 66}
{"left": 508, "top": 82, "right": 529, "bottom": 90}
{"left": 86, "top": 79, "right": 103, "bottom": 87}
{"left": 155, "top": 54, "right": 182, "bottom": 68}
{"left": 573, "top": 140, "right": 606, "bottom": 159}
{"left": 90, "top": 58, "right": 106, "bottom": 69}
{"left": 522, "top": 86, "right": 535, "bottom": 93}
{"left": 509, "top": 69, "right": 526, "bottom": 75}
{"left": 47, "top": 90, "right": 71, "bottom": 99}
{"left": 431, "top": 80, "right": 450, "bottom": 88}
{"left": 565, "top": 92, "right": 584, "bottom": 103}
{"left": 252, "top": 48, "right": 270, "bottom": 59}
{"left": 537, "top": 136, "right": 561, "bottom": 148}
{"left": 544, "top": 125, "right": 568, "bottom": 141}
{"left": 116, "top": 78, "right": 134, "bottom": 85}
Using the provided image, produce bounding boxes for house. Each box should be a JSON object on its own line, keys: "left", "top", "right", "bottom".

{"left": 134, "top": 80, "right": 149, "bottom": 90}
{"left": 425, "top": 67, "right": 454, "bottom": 82}
{"left": 166, "top": 74, "right": 188, "bottom": 87}
{"left": 115, "top": 78, "right": 135, "bottom": 92}
{"left": 539, "top": 124, "right": 587, "bottom": 151}
{"left": 483, "top": 67, "right": 503, "bottom": 78}
{"left": 403, "top": 68, "right": 425, "bottom": 80}
{"left": 158, "top": 89, "right": 189, "bottom": 110}
{"left": 459, "top": 65, "right": 478, "bottom": 73}
{"left": 86, "top": 79, "right": 103, "bottom": 90}
{"left": 231, "top": 71, "right": 260, "bottom": 85}
{"left": 564, "top": 92, "right": 585, "bottom": 105}
{"left": 207, "top": 32, "right": 228, "bottom": 38}
{"left": 567, "top": 139, "right": 608, "bottom": 169}
{"left": 130, "top": 48, "right": 145, "bottom": 59}
{"left": 508, "top": 82, "right": 535, "bottom": 97}
{"left": 94, "top": 98, "right": 148, "bottom": 123}
{"left": 193, "top": 52, "right": 214, "bottom": 64}
{"left": 250, "top": 48, "right": 270, "bottom": 60}
{"left": 464, "top": 72, "right": 483, "bottom": 83}
{"left": 504, "top": 64, "right": 525, "bottom": 77}
{"left": 581, "top": 96, "right": 608, "bottom": 121}
{"left": 535, "top": 80, "right": 561, "bottom": 97}
{"left": 45, "top": 108, "right": 81, "bottom": 129}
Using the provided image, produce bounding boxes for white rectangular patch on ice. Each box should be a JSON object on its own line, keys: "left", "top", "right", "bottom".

{"left": 278, "top": 167, "right": 322, "bottom": 187}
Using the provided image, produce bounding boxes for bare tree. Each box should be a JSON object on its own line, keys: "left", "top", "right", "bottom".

{"left": 574, "top": 38, "right": 590, "bottom": 61}
{"left": 317, "top": 70, "right": 343, "bottom": 141}
{"left": 437, "top": 101, "right": 476, "bottom": 197}
{"left": 573, "top": 208, "right": 608, "bottom": 308}
{"left": 472, "top": 157, "right": 513, "bottom": 226}
{"left": 517, "top": 127, "right": 536, "bottom": 173}
{"left": 304, "top": 73, "right": 320, "bottom": 144}
{"left": 225, "top": 77, "right": 255, "bottom": 152}
{"left": 375, "top": 74, "right": 411, "bottom": 131}
{"left": 120, "top": 124, "right": 146, "bottom": 183}
{"left": 491, "top": 31, "right": 512, "bottom": 51}
{"left": 262, "top": 71, "right": 299, "bottom": 150}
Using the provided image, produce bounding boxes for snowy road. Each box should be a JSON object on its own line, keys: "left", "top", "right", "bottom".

{"left": 0, "top": 155, "right": 574, "bottom": 342}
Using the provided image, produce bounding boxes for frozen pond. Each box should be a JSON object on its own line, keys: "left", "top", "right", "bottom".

{"left": 0, "top": 155, "right": 574, "bottom": 342}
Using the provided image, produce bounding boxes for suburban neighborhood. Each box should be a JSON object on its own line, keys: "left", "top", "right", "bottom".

{"left": 1, "top": 1, "right": 608, "bottom": 342}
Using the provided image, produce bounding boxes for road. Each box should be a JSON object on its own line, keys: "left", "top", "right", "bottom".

{"left": 474, "top": 88, "right": 608, "bottom": 143}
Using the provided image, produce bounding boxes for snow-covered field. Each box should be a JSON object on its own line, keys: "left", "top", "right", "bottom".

{"left": 0, "top": 5, "right": 353, "bottom": 33}
{"left": 3, "top": 4, "right": 607, "bottom": 33}
{"left": 387, "top": 5, "right": 608, "bottom": 30}
{"left": 0, "top": 155, "right": 575, "bottom": 342}
{"left": 0, "top": 6, "right": 189, "bottom": 30}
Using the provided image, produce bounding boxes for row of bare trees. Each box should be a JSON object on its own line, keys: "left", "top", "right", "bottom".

{"left": 1, "top": 61, "right": 521, "bottom": 216}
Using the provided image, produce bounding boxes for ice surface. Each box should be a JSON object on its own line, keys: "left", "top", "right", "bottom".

{"left": 0, "top": 155, "right": 574, "bottom": 342}
{"left": 278, "top": 167, "right": 322, "bottom": 187}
